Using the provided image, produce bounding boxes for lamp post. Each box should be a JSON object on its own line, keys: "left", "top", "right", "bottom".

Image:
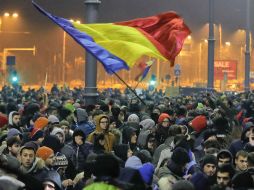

{"left": 244, "top": 0, "right": 251, "bottom": 92}
{"left": 207, "top": 0, "right": 215, "bottom": 90}
{"left": 84, "top": 0, "right": 101, "bottom": 105}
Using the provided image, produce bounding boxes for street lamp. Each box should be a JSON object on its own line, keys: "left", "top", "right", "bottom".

{"left": 0, "top": 12, "right": 19, "bottom": 32}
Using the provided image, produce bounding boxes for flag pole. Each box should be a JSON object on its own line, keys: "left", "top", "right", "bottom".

{"left": 134, "top": 77, "right": 145, "bottom": 90}
{"left": 111, "top": 70, "right": 146, "bottom": 105}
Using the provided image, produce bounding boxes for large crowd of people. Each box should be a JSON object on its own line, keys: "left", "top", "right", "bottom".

{"left": 0, "top": 84, "right": 254, "bottom": 190}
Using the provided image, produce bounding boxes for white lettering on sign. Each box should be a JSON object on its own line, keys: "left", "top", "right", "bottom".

{"left": 214, "top": 61, "right": 230, "bottom": 68}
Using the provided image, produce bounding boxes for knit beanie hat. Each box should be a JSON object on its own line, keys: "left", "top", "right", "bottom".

{"left": 171, "top": 147, "right": 190, "bottom": 166}
{"left": 48, "top": 115, "right": 60, "bottom": 124}
{"left": 138, "top": 162, "right": 154, "bottom": 185}
{"left": 158, "top": 113, "right": 170, "bottom": 124}
{"left": 36, "top": 146, "right": 54, "bottom": 161}
{"left": 0, "top": 113, "right": 8, "bottom": 128}
{"left": 201, "top": 154, "right": 217, "bottom": 168}
{"left": 139, "top": 119, "right": 155, "bottom": 131}
{"left": 34, "top": 117, "right": 49, "bottom": 130}
{"left": 59, "top": 120, "right": 70, "bottom": 128}
{"left": 189, "top": 115, "right": 207, "bottom": 133}
{"left": 30, "top": 128, "right": 44, "bottom": 141}
{"left": 64, "top": 103, "right": 75, "bottom": 113}
{"left": 6, "top": 128, "right": 22, "bottom": 141}
{"left": 127, "top": 114, "right": 140, "bottom": 123}
{"left": 125, "top": 156, "right": 143, "bottom": 169}
{"left": 53, "top": 153, "right": 68, "bottom": 169}
{"left": 20, "top": 141, "right": 39, "bottom": 154}
{"left": 93, "top": 154, "right": 120, "bottom": 178}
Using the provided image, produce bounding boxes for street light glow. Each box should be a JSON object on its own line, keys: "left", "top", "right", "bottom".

{"left": 225, "top": 42, "right": 231, "bottom": 46}
{"left": 4, "top": 12, "right": 10, "bottom": 17}
{"left": 204, "top": 39, "right": 208, "bottom": 43}
{"left": 187, "top": 35, "right": 192, "bottom": 40}
{"left": 12, "top": 13, "right": 18, "bottom": 18}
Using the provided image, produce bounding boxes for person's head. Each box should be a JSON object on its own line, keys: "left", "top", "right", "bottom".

{"left": 30, "top": 128, "right": 44, "bottom": 144}
{"left": 247, "top": 152, "right": 254, "bottom": 168}
{"left": 43, "top": 181, "right": 56, "bottom": 190}
{"left": 53, "top": 154, "right": 68, "bottom": 176}
{"left": 96, "top": 115, "right": 109, "bottom": 131}
{"left": 235, "top": 150, "right": 248, "bottom": 171}
{"left": 170, "top": 147, "right": 190, "bottom": 176}
{"left": 203, "top": 139, "right": 220, "bottom": 156}
{"left": 7, "top": 136, "right": 21, "bottom": 157}
{"left": 36, "top": 146, "right": 55, "bottom": 168}
{"left": 216, "top": 164, "right": 235, "bottom": 188}
{"left": 59, "top": 120, "right": 70, "bottom": 136}
{"left": 50, "top": 127, "right": 65, "bottom": 144}
{"left": 73, "top": 129, "right": 86, "bottom": 146}
{"left": 158, "top": 113, "right": 171, "bottom": 128}
{"left": 202, "top": 154, "right": 217, "bottom": 176}
{"left": 12, "top": 112, "right": 21, "bottom": 126}
{"left": 19, "top": 146, "right": 36, "bottom": 169}
{"left": 113, "top": 144, "right": 132, "bottom": 162}
{"left": 217, "top": 150, "right": 233, "bottom": 167}
{"left": 42, "top": 170, "right": 62, "bottom": 190}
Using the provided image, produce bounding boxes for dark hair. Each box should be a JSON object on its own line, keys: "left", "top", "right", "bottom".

{"left": 217, "top": 164, "right": 235, "bottom": 179}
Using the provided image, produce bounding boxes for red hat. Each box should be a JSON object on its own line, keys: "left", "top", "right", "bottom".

{"left": 0, "top": 113, "right": 8, "bottom": 128}
{"left": 36, "top": 146, "right": 54, "bottom": 160}
{"left": 189, "top": 115, "right": 207, "bottom": 133}
{"left": 34, "top": 117, "right": 49, "bottom": 129}
{"left": 158, "top": 113, "right": 170, "bottom": 124}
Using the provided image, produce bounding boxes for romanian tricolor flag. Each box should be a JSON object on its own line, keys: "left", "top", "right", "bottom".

{"left": 32, "top": 1, "right": 191, "bottom": 76}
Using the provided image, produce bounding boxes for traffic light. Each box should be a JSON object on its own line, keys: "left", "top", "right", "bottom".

{"left": 9, "top": 69, "right": 19, "bottom": 85}
{"left": 149, "top": 74, "right": 157, "bottom": 86}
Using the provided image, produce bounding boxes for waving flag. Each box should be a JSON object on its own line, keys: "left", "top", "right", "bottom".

{"left": 32, "top": 1, "right": 191, "bottom": 75}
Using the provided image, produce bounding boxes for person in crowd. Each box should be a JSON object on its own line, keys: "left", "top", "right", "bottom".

{"left": 19, "top": 142, "right": 45, "bottom": 175}
{"left": 234, "top": 150, "right": 248, "bottom": 172}
{"left": 217, "top": 149, "right": 233, "bottom": 167}
{"left": 211, "top": 164, "right": 235, "bottom": 190}
{"left": 72, "top": 108, "right": 95, "bottom": 137}
{"left": 155, "top": 113, "right": 172, "bottom": 145}
{"left": 157, "top": 147, "right": 190, "bottom": 190}
{"left": 8, "top": 111, "right": 21, "bottom": 131}
{"left": 69, "top": 129, "right": 93, "bottom": 173}
{"left": 87, "top": 114, "right": 115, "bottom": 152}
{"left": 36, "top": 146, "right": 55, "bottom": 169}
{"left": 59, "top": 120, "right": 73, "bottom": 144}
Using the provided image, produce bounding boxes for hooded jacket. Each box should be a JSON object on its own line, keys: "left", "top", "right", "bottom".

{"left": 137, "top": 119, "right": 155, "bottom": 148}
{"left": 8, "top": 111, "right": 20, "bottom": 130}
{"left": 74, "top": 108, "right": 95, "bottom": 136}
{"left": 229, "top": 122, "right": 254, "bottom": 157}
{"left": 87, "top": 114, "right": 115, "bottom": 152}
{"left": 70, "top": 129, "right": 93, "bottom": 173}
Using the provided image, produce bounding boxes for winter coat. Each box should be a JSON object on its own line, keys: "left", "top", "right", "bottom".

{"left": 137, "top": 119, "right": 155, "bottom": 148}
{"left": 69, "top": 141, "right": 93, "bottom": 173}
{"left": 157, "top": 165, "right": 183, "bottom": 190}
{"left": 87, "top": 115, "right": 115, "bottom": 152}
{"left": 19, "top": 157, "right": 45, "bottom": 175}
{"left": 73, "top": 108, "right": 95, "bottom": 137}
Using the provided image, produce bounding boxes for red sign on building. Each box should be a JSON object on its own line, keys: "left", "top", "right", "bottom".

{"left": 214, "top": 60, "right": 237, "bottom": 80}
